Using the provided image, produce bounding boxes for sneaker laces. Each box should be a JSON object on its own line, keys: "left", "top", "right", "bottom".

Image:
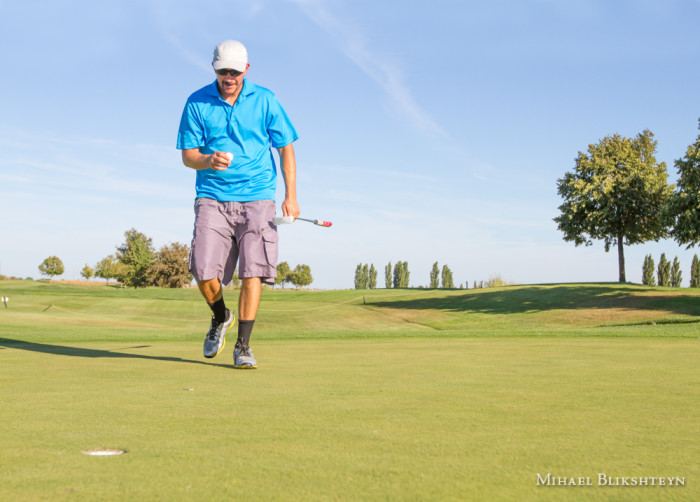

{"left": 207, "top": 317, "right": 223, "bottom": 340}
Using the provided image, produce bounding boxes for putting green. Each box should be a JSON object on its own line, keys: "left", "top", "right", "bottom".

{"left": 1, "top": 337, "right": 697, "bottom": 501}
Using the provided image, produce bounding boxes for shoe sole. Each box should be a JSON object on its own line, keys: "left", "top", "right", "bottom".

{"left": 233, "top": 363, "right": 258, "bottom": 369}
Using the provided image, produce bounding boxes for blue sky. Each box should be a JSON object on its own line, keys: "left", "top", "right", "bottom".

{"left": 1, "top": 0, "right": 699, "bottom": 289}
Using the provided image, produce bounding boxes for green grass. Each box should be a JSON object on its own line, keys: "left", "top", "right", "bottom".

{"left": 0, "top": 280, "right": 699, "bottom": 501}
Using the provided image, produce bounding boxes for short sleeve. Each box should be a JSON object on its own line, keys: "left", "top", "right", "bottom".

{"left": 266, "top": 96, "right": 299, "bottom": 149}
{"left": 177, "top": 100, "right": 205, "bottom": 150}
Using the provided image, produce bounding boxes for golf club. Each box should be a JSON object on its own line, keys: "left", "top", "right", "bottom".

{"left": 273, "top": 216, "right": 332, "bottom": 227}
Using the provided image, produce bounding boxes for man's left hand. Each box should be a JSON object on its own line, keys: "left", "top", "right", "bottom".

{"left": 282, "top": 198, "right": 300, "bottom": 220}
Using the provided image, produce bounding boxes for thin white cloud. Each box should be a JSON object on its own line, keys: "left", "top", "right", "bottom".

{"left": 0, "top": 127, "right": 190, "bottom": 204}
{"left": 150, "top": 0, "right": 212, "bottom": 72}
{"left": 289, "top": 0, "right": 447, "bottom": 137}
{"left": 149, "top": 0, "right": 268, "bottom": 73}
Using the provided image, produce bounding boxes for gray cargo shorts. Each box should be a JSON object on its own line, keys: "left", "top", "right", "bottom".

{"left": 189, "top": 198, "right": 278, "bottom": 286}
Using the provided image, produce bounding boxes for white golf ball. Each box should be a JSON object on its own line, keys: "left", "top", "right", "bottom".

{"left": 224, "top": 152, "right": 233, "bottom": 161}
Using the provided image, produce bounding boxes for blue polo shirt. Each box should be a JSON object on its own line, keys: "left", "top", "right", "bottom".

{"left": 177, "top": 79, "right": 298, "bottom": 202}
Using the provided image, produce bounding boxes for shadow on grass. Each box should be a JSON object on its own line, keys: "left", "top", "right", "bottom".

{"left": 0, "top": 338, "right": 232, "bottom": 369}
{"left": 368, "top": 284, "right": 700, "bottom": 316}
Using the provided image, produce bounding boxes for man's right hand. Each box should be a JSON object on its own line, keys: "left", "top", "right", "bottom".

{"left": 209, "top": 151, "right": 233, "bottom": 171}
{"left": 182, "top": 149, "right": 233, "bottom": 171}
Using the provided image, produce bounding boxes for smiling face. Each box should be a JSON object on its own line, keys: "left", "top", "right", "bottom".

{"left": 214, "top": 63, "right": 250, "bottom": 104}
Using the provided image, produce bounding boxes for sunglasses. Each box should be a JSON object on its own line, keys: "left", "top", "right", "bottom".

{"left": 215, "top": 69, "right": 243, "bottom": 77}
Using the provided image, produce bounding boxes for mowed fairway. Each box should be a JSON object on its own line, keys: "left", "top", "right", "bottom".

{"left": 1, "top": 281, "right": 699, "bottom": 501}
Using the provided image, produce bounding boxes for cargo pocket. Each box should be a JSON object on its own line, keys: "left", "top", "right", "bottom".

{"left": 187, "top": 240, "right": 195, "bottom": 273}
{"left": 261, "top": 230, "right": 279, "bottom": 266}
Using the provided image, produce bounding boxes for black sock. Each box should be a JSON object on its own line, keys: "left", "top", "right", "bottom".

{"left": 209, "top": 297, "right": 227, "bottom": 324}
{"left": 237, "top": 320, "right": 255, "bottom": 349}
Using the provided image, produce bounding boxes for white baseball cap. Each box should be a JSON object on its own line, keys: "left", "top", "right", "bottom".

{"left": 212, "top": 40, "right": 248, "bottom": 71}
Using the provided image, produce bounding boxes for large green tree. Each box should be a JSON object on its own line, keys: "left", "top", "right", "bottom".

{"left": 116, "top": 228, "right": 155, "bottom": 288}
{"left": 668, "top": 120, "right": 700, "bottom": 247}
{"left": 554, "top": 130, "right": 673, "bottom": 282}
{"left": 38, "top": 256, "right": 64, "bottom": 281}
{"left": 384, "top": 262, "right": 392, "bottom": 289}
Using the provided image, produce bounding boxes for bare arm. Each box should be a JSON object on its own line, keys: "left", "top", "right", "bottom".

{"left": 181, "top": 148, "right": 231, "bottom": 171}
{"left": 278, "top": 143, "right": 300, "bottom": 219}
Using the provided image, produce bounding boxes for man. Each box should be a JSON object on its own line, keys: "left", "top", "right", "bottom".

{"left": 177, "top": 40, "right": 299, "bottom": 369}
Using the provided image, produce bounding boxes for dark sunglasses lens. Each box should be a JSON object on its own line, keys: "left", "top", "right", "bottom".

{"left": 217, "top": 69, "right": 241, "bottom": 77}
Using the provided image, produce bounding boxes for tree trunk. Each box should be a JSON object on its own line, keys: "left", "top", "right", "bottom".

{"left": 617, "top": 233, "right": 626, "bottom": 283}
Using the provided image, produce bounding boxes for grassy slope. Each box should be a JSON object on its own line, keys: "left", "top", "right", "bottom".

{"left": 2, "top": 280, "right": 700, "bottom": 342}
{"left": 0, "top": 281, "right": 699, "bottom": 501}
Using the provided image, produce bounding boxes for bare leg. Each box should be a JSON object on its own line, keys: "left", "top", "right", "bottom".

{"left": 238, "top": 277, "right": 262, "bottom": 320}
{"left": 197, "top": 278, "right": 222, "bottom": 304}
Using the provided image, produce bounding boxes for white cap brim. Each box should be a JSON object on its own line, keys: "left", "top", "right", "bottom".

{"left": 212, "top": 59, "right": 247, "bottom": 71}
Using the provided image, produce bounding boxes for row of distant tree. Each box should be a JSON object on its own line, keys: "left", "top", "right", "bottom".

{"left": 430, "top": 262, "right": 453, "bottom": 288}
{"left": 353, "top": 261, "right": 505, "bottom": 289}
{"left": 68, "top": 229, "right": 192, "bottom": 288}
{"left": 555, "top": 120, "right": 700, "bottom": 283}
{"left": 641, "top": 253, "right": 700, "bottom": 288}
{"left": 36, "top": 245, "right": 192, "bottom": 288}
{"left": 354, "top": 261, "right": 410, "bottom": 289}
{"left": 35, "top": 229, "right": 314, "bottom": 289}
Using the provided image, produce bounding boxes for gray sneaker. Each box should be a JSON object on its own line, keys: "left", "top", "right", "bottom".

{"left": 203, "top": 310, "right": 234, "bottom": 358}
{"left": 234, "top": 345, "right": 258, "bottom": 369}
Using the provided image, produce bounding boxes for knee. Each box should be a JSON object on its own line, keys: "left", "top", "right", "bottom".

{"left": 241, "top": 277, "right": 262, "bottom": 291}
{"left": 198, "top": 278, "right": 222, "bottom": 302}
